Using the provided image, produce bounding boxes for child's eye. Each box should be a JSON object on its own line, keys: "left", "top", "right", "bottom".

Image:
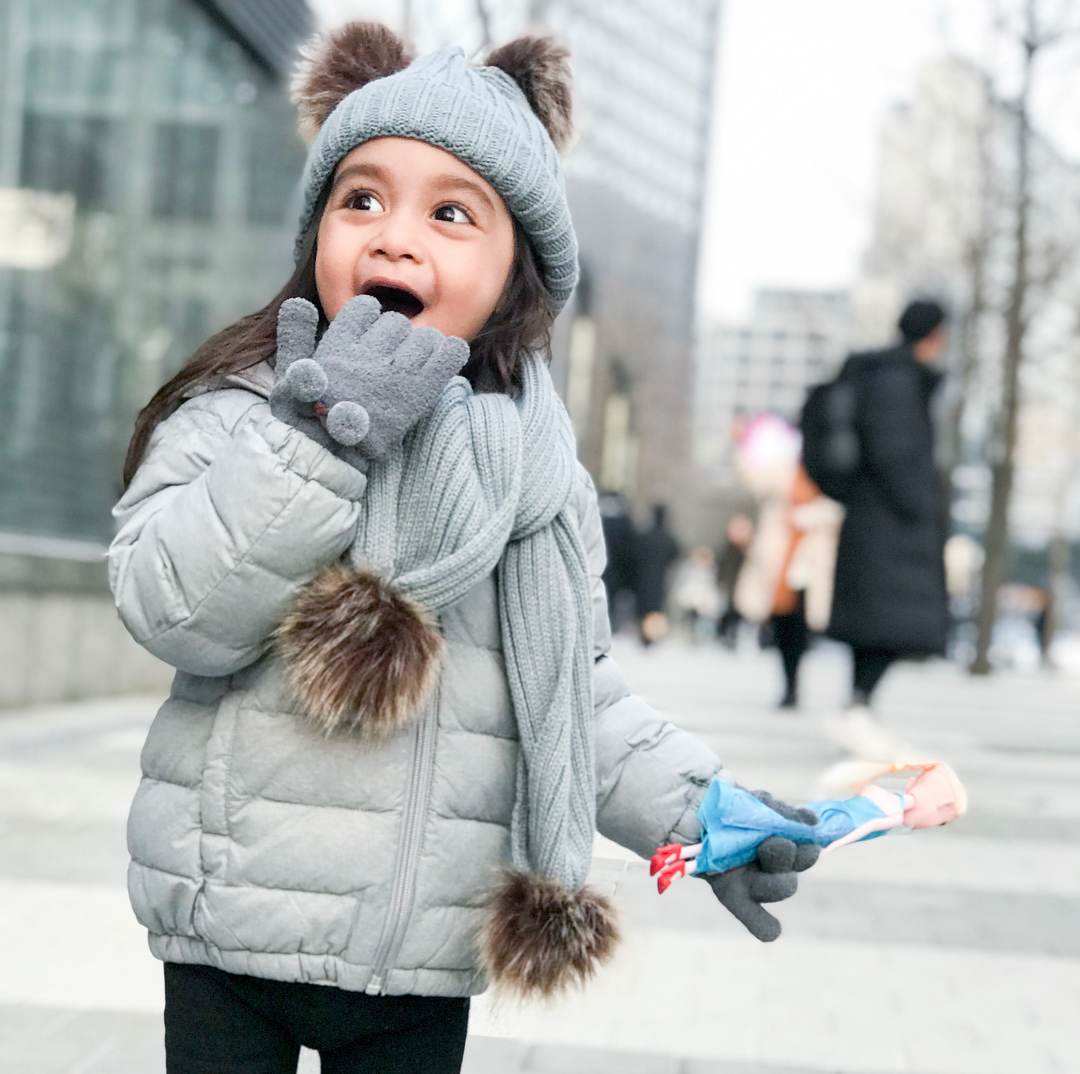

{"left": 345, "top": 190, "right": 384, "bottom": 213}
{"left": 432, "top": 203, "right": 472, "bottom": 225}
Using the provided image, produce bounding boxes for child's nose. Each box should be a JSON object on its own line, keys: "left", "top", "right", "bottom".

{"left": 369, "top": 211, "right": 424, "bottom": 263}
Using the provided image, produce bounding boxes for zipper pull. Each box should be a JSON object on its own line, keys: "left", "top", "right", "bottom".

{"left": 365, "top": 973, "right": 384, "bottom": 996}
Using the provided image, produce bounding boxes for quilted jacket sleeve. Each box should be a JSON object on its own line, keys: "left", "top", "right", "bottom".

{"left": 108, "top": 390, "right": 367, "bottom": 677}
{"left": 573, "top": 468, "right": 727, "bottom": 860}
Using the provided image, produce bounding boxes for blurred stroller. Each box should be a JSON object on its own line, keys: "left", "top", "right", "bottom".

{"left": 671, "top": 546, "right": 723, "bottom": 643}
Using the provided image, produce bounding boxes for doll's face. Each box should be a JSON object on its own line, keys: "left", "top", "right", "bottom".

{"left": 903, "top": 764, "right": 966, "bottom": 828}
{"left": 316, "top": 137, "right": 516, "bottom": 341}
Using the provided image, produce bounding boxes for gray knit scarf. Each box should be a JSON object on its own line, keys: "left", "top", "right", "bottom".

{"left": 346, "top": 355, "right": 595, "bottom": 892}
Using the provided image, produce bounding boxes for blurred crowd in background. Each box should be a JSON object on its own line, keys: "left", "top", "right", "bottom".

{"left": 3, "top": 0, "right": 1080, "bottom": 711}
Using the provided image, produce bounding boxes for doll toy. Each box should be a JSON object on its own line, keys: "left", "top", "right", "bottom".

{"left": 651, "top": 761, "right": 966, "bottom": 893}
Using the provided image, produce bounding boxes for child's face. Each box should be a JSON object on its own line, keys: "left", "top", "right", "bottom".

{"left": 316, "top": 137, "right": 516, "bottom": 341}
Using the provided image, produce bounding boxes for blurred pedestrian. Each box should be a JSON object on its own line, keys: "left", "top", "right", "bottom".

{"left": 716, "top": 514, "right": 753, "bottom": 647}
{"left": 943, "top": 532, "right": 984, "bottom": 659}
{"left": 777, "top": 470, "right": 844, "bottom": 708}
{"left": 598, "top": 491, "right": 637, "bottom": 632}
{"left": 108, "top": 26, "right": 820, "bottom": 1071}
{"left": 635, "top": 504, "right": 680, "bottom": 645}
{"left": 736, "top": 458, "right": 842, "bottom": 709}
{"left": 825, "top": 300, "right": 950, "bottom": 757}
{"left": 730, "top": 418, "right": 802, "bottom": 657}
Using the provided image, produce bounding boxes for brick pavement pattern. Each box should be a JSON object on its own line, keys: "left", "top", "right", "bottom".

{"left": 2, "top": 640, "right": 1078, "bottom": 1073}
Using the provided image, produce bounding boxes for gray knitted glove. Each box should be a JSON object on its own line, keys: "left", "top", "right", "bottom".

{"left": 269, "top": 295, "right": 470, "bottom": 460}
{"left": 703, "top": 790, "right": 819, "bottom": 942}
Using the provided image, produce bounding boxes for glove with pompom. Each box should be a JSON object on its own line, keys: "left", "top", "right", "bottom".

{"left": 269, "top": 294, "right": 470, "bottom": 462}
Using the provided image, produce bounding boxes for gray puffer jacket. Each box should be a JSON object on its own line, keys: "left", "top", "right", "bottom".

{"left": 109, "top": 364, "right": 723, "bottom": 997}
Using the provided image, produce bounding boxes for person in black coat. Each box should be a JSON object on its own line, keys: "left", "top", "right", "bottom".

{"left": 828, "top": 300, "right": 950, "bottom": 732}
{"left": 634, "top": 504, "right": 680, "bottom": 645}
{"left": 598, "top": 492, "right": 637, "bottom": 632}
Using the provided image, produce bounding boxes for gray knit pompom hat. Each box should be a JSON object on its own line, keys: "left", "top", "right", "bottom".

{"left": 292, "top": 24, "right": 578, "bottom": 313}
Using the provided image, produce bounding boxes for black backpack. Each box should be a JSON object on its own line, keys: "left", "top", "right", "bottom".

{"left": 800, "top": 367, "right": 860, "bottom": 502}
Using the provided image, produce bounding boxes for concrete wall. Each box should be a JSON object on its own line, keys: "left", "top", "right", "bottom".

{"left": 0, "top": 538, "right": 172, "bottom": 709}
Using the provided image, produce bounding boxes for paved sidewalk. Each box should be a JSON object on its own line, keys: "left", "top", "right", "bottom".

{"left": 2, "top": 639, "right": 1078, "bottom": 1073}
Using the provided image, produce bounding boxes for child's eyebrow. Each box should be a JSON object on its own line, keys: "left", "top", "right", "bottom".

{"left": 429, "top": 174, "right": 495, "bottom": 213}
{"left": 331, "top": 162, "right": 386, "bottom": 191}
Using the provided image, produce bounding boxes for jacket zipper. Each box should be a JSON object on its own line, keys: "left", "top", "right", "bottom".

{"left": 365, "top": 689, "right": 439, "bottom": 995}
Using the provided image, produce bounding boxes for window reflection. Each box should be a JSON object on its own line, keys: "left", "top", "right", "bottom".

{"left": 0, "top": 0, "right": 305, "bottom": 543}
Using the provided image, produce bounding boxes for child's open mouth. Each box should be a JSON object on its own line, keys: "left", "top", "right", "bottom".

{"left": 363, "top": 282, "right": 425, "bottom": 319}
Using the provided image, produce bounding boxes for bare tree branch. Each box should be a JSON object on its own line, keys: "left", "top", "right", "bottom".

{"left": 971, "top": 0, "right": 1080, "bottom": 673}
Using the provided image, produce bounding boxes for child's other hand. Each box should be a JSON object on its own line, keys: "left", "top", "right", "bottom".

{"left": 702, "top": 790, "right": 819, "bottom": 942}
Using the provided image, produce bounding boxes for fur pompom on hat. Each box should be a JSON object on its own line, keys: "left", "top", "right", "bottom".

{"left": 291, "top": 22, "right": 578, "bottom": 312}
{"left": 485, "top": 37, "right": 573, "bottom": 152}
{"left": 291, "top": 22, "right": 413, "bottom": 142}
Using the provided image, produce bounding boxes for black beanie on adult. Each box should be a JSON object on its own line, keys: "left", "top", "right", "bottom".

{"left": 898, "top": 300, "right": 947, "bottom": 343}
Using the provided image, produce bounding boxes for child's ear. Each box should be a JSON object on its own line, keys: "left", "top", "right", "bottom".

{"left": 486, "top": 37, "right": 573, "bottom": 152}
{"left": 291, "top": 22, "right": 413, "bottom": 141}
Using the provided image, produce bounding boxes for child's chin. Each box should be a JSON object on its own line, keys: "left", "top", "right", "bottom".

{"left": 411, "top": 313, "right": 446, "bottom": 334}
{"left": 412, "top": 312, "right": 473, "bottom": 343}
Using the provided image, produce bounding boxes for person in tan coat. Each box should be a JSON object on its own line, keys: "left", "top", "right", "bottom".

{"left": 733, "top": 416, "right": 843, "bottom": 707}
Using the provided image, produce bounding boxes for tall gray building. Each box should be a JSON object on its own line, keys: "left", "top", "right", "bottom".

{"left": 546, "top": 0, "right": 719, "bottom": 530}
{"left": 0, "top": 0, "right": 311, "bottom": 705}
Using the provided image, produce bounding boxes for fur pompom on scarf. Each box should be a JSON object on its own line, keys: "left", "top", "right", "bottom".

{"left": 277, "top": 356, "right": 617, "bottom": 996}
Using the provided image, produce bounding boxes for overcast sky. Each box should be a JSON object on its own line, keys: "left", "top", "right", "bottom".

{"left": 698, "top": 0, "right": 1080, "bottom": 323}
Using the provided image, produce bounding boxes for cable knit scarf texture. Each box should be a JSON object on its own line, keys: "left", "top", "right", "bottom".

{"left": 276, "top": 356, "right": 618, "bottom": 996}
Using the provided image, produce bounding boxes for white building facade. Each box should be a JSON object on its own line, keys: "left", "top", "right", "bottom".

{"left": 694, "top": 288, "right": 851, "bottom": 487}
{"left": 853, "top": 56, "right": 1080, "bottom": 547}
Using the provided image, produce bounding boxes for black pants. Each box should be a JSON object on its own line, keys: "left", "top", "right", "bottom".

{"left": 717, "top": 607, "right": 742, "bottom": 647}
{"left": 164, "top": 963, "right": 470, "bottom": 1074}
{"left": 771, "top": 593, "right": 808, "bottom": 705}
{"left": 851, "top": 647, "right": 896, "bottom": 705}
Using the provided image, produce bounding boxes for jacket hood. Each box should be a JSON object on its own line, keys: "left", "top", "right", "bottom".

{"left": 220, "top": 361, "right": 274, "bottom": 399}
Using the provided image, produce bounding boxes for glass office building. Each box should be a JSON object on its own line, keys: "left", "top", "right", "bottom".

{"left": 0, "top": 0, "right": 310, "bottom": 545}
{"left": 0, "top": 0, "right": 309, "bottom": 707}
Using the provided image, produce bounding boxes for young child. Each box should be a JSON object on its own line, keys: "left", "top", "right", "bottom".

{"left": 110, "top": 24, "right": 817, "bottom": 1074}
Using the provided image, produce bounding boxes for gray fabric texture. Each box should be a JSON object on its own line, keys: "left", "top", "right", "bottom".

{"left": 296, "top": 45, "right": 577, "bottom": 312}
{"left": 269, "top": 295, "right": 469, "bottom": 459}
{"left": 109, "top": 369, "right": 723, "bottom": 996}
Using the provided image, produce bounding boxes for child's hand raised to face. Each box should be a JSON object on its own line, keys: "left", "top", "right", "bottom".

{"left": 270, "top": 294, "right": 469, "bottom": 461}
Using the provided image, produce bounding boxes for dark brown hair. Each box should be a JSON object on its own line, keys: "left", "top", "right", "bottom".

{"left": 122, "top": 209, "right": 553, "bottom": 486}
